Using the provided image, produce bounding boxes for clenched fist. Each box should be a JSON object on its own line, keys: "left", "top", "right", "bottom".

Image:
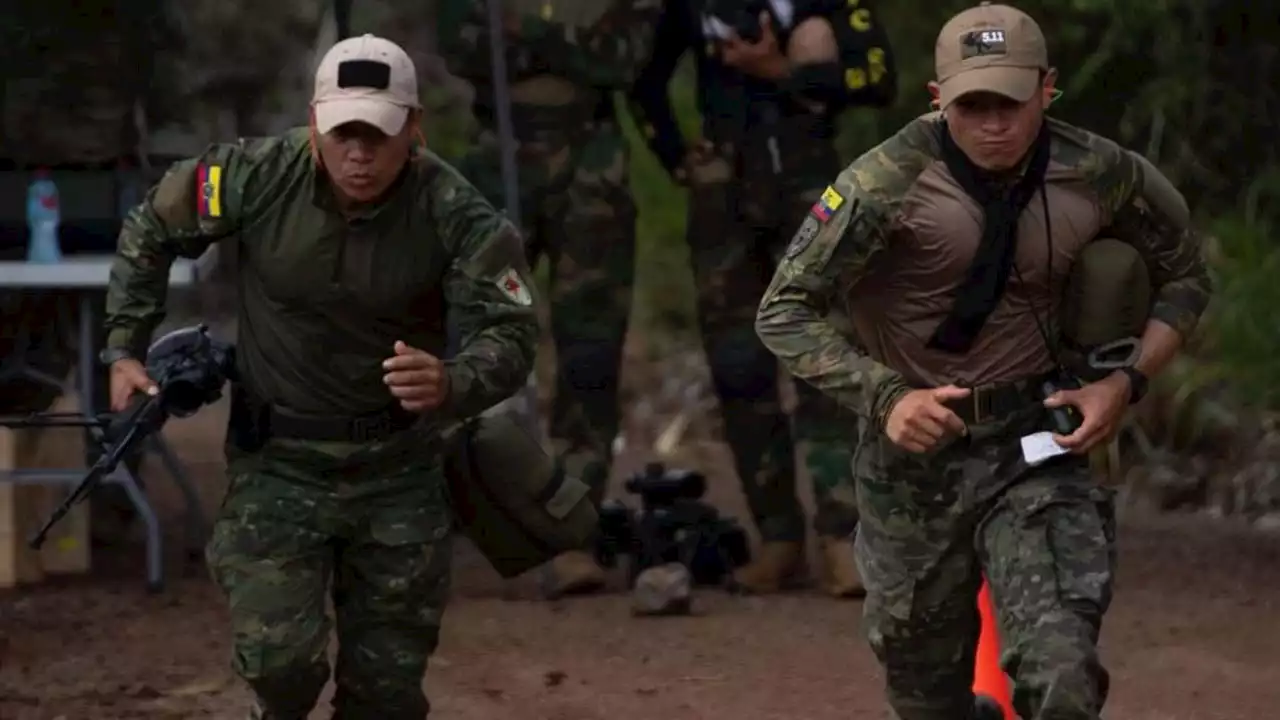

{"left": 884, "top": 385, "right": 971, "bottom": 453}
{"left": 1043, "top": 371, "right": 1131, "bottom": 454}
{"left": 109, "top": 358, "right": 159, "bottom": 412}
{"left": 382, "top": 341, "right": 449, "bottom": 412}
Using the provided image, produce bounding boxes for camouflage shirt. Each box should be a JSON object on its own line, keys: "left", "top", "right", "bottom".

{"left": 756, "top": 113, "right": 1212, "bottom": 425}
{"left": 105, "top": 128, "right": 539, "bottom": 418}
{"left": 437, "top": 0, "right": 662, "bottom": 89}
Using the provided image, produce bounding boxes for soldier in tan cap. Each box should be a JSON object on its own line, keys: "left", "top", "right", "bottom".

{"left": 106, "top": 34, "right": 539, "bottom": 718}
{"left": 756, "top": 3, "right": 1211, "bottom": 718}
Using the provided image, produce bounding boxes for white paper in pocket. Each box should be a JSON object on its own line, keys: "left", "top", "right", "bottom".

{"left": 1020, "top": 431, "right": 1069, "bottom": 466}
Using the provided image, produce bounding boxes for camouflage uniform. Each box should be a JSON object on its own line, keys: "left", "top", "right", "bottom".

{"left": 437, "top": 0, "right": 662, "bottom": 594}
{"left": 627, "top": 0, "right": 896, "bottom": 595}
{"left": 104, "top": 129, "right": 539, "bottom": 717}
{"left": 755, "top": 8, "right": 1211, "bottom": 712}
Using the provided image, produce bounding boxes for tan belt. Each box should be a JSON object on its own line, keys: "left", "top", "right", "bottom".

{"left": 943, "top": 375, "right": 1048, "bottom": 425}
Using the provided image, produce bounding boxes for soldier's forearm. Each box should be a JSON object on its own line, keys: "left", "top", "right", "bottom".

{"left": 444, "top": 326, "right": 539, "bottom": 419}
{"left": 104, "top": 232, "right": 179, "bottom": 359}
{"left": 627, "top": 95, "right": 686, "bottom": 175}
{"left": 1134, "top": 320, "right": 1185, "bottom": 381}
{"left": 756, "top": 296, "right": 906, "bottom": 420}
{"left": 627, "top": 15, "right": 688, "bottom": 174}
{"left": 1148, "top": 259, "right": 1212, "bottom": 342}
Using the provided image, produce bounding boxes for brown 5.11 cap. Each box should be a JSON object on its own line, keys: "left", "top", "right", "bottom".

{"left": 934, "top": 2, "right": 1048, "bottom": 108}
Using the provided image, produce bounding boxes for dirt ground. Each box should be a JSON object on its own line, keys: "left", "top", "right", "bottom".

{"left": 2, "top": 398, "right": 1279, "bottom": 720}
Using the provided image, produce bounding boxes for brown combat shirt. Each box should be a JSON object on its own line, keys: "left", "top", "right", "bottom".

{"left": 756, "top": 113, "right": 1212, "bottom": 426}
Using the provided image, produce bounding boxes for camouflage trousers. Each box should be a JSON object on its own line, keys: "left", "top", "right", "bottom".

{"left": 856, "top": 404, "right": 1116, "bottom": 719}
{"left": 685, "top": 133, "right": 858, "bottom": 542}
{"left": 206, "top": 438, "right": 454, "bottom": 719}
{"left": 456, "top": 102, "right": 635, "bottom": 503}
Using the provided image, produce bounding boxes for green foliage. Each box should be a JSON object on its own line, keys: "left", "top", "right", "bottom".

{"left": 421, "top": 86, "right": 477, "bottom": 163}
{"left": 1199, "top": 201, "right": 1280, "bottom": 410}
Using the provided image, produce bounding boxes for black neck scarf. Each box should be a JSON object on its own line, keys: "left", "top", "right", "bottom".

{"left": 928, "top": 120, "right": 1053, "bottom": 354}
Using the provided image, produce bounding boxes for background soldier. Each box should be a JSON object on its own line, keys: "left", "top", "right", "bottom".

{"left": 755, "top": 4, "right": 1211, "bottom": 717}
{"left": 103, "top": 35, "right": 539, "bottom": 718}
{"left": 628, "top": 0, "right": 896, "bottom": 596}
{"left": 436, "top": 0, "right": 663, "bottom": 597}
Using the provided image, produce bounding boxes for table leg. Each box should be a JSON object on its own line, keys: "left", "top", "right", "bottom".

{"left": 78, "top": 299, "right": 165, "bottom": 592}
{"left": 77, "top": 295, "right": 94, "bottom": 411}
{"left": 0, "top": 463, "right": 164, "bottom": 593}
{"left": 147, "top": 433, "right": 208, "bottom": 557}
{"left": 109, "top": 465, "right": 164, "bottom": 593}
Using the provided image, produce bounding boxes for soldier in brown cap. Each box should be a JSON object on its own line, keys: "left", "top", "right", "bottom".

{"left": 756, "top": 3, "right": 1211, "bottom": 718}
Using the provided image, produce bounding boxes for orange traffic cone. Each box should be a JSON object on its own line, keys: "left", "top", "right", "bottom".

{"left": 973, "top": 581, "right": 1015, "bottom": 719}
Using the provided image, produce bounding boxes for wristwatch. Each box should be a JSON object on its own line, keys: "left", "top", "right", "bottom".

{"left": 98, "top": 347, "right": 134, "bottom": 367}
{"left": 1119, "top": 366, "right": 1148, "bottom": 405}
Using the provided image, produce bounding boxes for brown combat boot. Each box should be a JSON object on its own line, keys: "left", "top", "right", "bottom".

{"left": 818, "top": 535, "right": 865, "bottom": 599}
{"left": 541, "top": 550, "right": 607, "bottom": 599}
{"left": 730, "top": 540, "right": 804, "bottom": 594}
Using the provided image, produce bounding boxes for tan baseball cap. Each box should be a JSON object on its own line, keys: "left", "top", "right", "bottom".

{"left": 312, "top": 34, "right": 420, "bottom": 135}
{"left": 934, "top": 3, "right": 1048, "bottom": 108}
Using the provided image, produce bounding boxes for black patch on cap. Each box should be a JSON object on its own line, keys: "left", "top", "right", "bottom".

{"left": 337, "top": 60, "right": 391, "bottom": 90}
{"left": 959, "top": 29, "right": 1008, "bottom": 59}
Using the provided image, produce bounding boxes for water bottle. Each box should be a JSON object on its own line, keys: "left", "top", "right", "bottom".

{"left": 26, "top": 169, "right": 63, "bottom": 263}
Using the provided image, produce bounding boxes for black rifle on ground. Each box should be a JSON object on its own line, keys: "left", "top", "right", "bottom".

{"left": 595, "top": 462, "right": 751, "bottom": 586}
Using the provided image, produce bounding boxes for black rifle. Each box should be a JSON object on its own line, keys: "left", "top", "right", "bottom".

{"left": 24, "top": 325, "right": 235, "bottom": 549}
{"left": 595, "top": 462, "right": 750, "bottom": 586}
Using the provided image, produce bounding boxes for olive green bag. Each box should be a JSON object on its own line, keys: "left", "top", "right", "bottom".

{"left": 1060, "top": 153, "right": 1187, "bottom": 380}
{"left": 443, "top": 412, "right": 599, "bottom": 578}
{"left": 1059, "top": 237, "right": 1152, "bottom": 381}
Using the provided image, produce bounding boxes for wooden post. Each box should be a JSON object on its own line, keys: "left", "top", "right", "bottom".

{"left": 0, "top": 392, "right": 92, "bottom": 589}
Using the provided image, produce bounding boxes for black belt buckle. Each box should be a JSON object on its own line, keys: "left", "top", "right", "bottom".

{"left": 349, "top": 411, "right": 394, "bottom": 442}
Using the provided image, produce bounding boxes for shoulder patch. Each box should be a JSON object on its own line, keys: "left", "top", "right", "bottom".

{"left": 496, "top": 267, "right": 533, "bottom": 306}
{"left": 786, "top": 215, "right": 822, "bottom": 259}
{"left": 196, "top": 164, "right": 224, "bottom": 218}
{"left": 810, "top": 185, "right": 845, "bottom": 223}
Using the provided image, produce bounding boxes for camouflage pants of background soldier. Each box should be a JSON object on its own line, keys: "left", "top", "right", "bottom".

{"left": 685, "top": 126, "right": 862, "bottom": 597}
{"left": 455, "top": 98, "right": 635, "bottom": 595}
{"left": 206, "top": 437, "right": 453, "bottom": 719}
{"left": 856, "top": 403, "right": 1115, "bottom": 719}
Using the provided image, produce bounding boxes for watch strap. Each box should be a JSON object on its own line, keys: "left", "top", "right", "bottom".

{"left": 1121, "top": 366, "right": 1148, "bottom": 405}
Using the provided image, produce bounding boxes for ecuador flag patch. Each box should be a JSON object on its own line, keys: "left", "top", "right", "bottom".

{"left": 197, "top": 164, "right": 223, "bottom": 218}
{"left": 810, "top": 185, "right": 845, "bottom": 223}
